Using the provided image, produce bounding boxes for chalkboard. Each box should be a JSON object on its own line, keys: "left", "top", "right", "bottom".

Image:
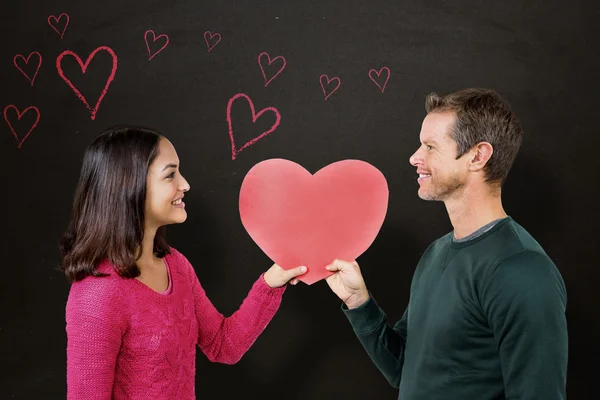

{"left": 2, "top": 1, "right": 599, "bottom": 399}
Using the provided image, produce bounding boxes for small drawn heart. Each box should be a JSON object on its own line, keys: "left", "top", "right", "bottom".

{"left": 239, "top": 159, "right": 389, "bottom": 285}
{"left": 258, "top": 52, "right": 286, "bottom": 87}
{"left": 56, "top": 46, "right": 118, "bottom": 121}
{"left": 319, "top": 74, "right": 341, "bottom": 100}
{"left": 14, "top": 52, "right": 42, "bottom": 86}
{"left": 4, "top": 105, "right": 41, "bottom": 149}
{"left": 368, "top": 67, "right": 390, "bottom": 93}
{"left": 144, "top": 30, "right": 169, "bottom": 60}
{"left": 48, "top": 13, "right": 69, "bottom": 39}
{"left": 226, "top": 93, "right": 281, "bottom": 160}
{"left": 204, "top": 31, "right": 221, "bottom": 52}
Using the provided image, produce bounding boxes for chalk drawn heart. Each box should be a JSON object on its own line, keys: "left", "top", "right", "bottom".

{"left": 56, "top": 46, "right": 118, "bottom": 121}
{"left": 226, "top": 93, "right": 281, "bottom": 160}
{"left": 204, "top": 31, "right": 221, "bottom": 52}
{"left": 319, "top": 74, "right": 341, "bottom": 100}
{"left": 48, "top": 13, "right": 69, "bottom": 39}
{"left": 4, "top": 105, "right": 41, "bottom": 149}
{"left": 258, "top": 52, "right": 286, "bottom": 87}
{"left": 368, "top": 67, "right": 390, "bottom": 93}
{"left": 14, "top": 52, "right": 42, "bottom": 86}
{"left": 144, "top": 30, "right": 169, "bottom": 60}
{"left": 239, "top": 159, "right": 389, "bottom": 285}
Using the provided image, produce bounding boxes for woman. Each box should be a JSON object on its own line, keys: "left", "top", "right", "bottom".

{"left": 61, "top": 126, "right": 306, "bottom": 399}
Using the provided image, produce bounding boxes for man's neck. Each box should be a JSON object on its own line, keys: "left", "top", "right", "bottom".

{"left": 444, "top": 186, "right": 507, "bottom": 240}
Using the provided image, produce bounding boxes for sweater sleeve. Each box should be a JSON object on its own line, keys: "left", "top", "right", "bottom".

{"left": 65, "top": 276, "right": 125, "bottom": 400}
{"left": 481, "top": 250, "right": 568, "bottom": 400}
{"left": 342, "top": 295, "right": 407, "bottom": 388}
{"left": 182, "top": 257, "right": 286, "bottom": 364}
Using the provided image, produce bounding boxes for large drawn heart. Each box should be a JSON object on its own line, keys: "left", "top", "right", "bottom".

{"left": 56, "top": 46, "right": 118, "bottom": 120}
{"left": 226, "top": 93, "right": 281, "bottom": 160}
{"left": 239, "top": 159, "right": 389, "bottom": 285}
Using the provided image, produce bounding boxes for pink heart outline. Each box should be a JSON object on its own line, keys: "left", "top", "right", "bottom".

{"left": 258, "top": 52, "right": 287, "bottom": 87}
{"left": 204, "top": 31, "right": 222, "bottom": 52}
{"left": 144, "top": 30, "right": 169, "bottom": 60}
{"left": 368, "top": 67, "right": 390, "bottom": 93}
{"left": 56, "top": 46, "right": 118, "bottom": 121}
{"left": 48, "top": 13, "right": 69, "bottom": 39}
{"left": 226, "top": 93, "right": 281, "bottom": 160}
{"left": 14, "top": 52, "right": 42, "bottom": 86}
{"left": 3, "top": 105, "right": 41, "bottom": 149}
{"left": 319, "top": 74, "right": 341, "bottom": 100}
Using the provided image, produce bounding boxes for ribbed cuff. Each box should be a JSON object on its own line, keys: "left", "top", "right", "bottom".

{"left": 342, "top": 294, "right": 385, "bottom": 335}
{"left": 257, "top": 272, "right": 287, "bottom": 296}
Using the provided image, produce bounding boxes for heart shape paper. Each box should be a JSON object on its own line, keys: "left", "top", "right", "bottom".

{"left": 239, "top": 159, "right": 388, "bottom": 285}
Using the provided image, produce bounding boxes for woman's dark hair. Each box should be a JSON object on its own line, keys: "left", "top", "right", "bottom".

{"left": 60, "top": 125, "right": 170, "bottom": 282}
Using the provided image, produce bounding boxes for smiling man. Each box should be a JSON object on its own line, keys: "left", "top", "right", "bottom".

{"left": 325, "top": 88, "right": 568, "bottom": 399}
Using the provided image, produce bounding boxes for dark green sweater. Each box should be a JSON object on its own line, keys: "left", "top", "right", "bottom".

{"left": 344, "top": 217, "right": 567, "bottom": 399}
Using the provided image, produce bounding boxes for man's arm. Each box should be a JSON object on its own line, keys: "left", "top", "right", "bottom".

{"left": 481, "top": 251, "right": 568, "bottom": 400}
{"left": 325, "top": 260, "right": 407, "bottom": 388}
{"left": 343, "top": 296, "right": 407, "bottom": 388}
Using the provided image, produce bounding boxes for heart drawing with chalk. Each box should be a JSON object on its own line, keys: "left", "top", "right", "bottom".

{"left": 56, "top": 46, "right": 118, "bottom": 121}
{"left": 239, "top": 159, "right": 389, "bottom": 285}
{"left": 226, "top": 93, "right": 281, "bottom": 160}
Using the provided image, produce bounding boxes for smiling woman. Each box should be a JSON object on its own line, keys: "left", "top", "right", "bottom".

{"left": 59, "top": 125, "right": 307, "bottom": 400}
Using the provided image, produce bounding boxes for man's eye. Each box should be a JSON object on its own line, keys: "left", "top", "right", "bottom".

{"left": 426, "top": 145, "right": 433, "bottom": 151}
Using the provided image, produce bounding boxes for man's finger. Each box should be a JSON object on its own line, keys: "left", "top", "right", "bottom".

{"left": 326, "top": 259, "right": 355, "bottom": 271}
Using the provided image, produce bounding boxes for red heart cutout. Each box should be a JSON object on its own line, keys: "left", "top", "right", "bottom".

{"left": 239, "top": 159, "right": 388, "bottom": 285}
{"left": 56, "top": 46, "right": 118, "bottom": 121}
{"left": 226, "top": 93, "right": 281, "bottom": 160}
{"left": 14, "top": 52, "right": 42, "bottom": 86}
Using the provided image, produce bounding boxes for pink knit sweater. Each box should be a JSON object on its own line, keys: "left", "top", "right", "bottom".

{"left": 65, "top": 248, "right": 286, "bottom": 399}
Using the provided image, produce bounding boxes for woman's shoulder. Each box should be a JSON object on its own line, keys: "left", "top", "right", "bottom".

{"left": 68, "top": 260, "right": 126, "bottom": 300}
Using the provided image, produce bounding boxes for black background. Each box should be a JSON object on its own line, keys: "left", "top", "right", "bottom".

{"left": 1, "top": 0, "right": 599, "bottom": 399}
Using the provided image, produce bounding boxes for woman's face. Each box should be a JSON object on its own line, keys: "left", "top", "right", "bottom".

{"left": 145, "top": 138, "right": 190, "bottom": 229}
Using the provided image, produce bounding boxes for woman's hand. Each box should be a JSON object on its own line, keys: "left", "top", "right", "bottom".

{"left": 264, "top": 264, "right": 307, "bottom": 288}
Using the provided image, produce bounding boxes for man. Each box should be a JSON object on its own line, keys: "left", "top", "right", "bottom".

{"left": 325, "top": 88, "right": 568, "bottom": 399}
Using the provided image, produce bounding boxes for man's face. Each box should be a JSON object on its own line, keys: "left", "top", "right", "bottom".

{"left": 409, "top": 112, "right": 468, "bottom": 201}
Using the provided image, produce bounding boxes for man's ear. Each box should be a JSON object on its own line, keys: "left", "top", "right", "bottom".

{"left": 469, "top": 142, "right": 493, "bottom": 172}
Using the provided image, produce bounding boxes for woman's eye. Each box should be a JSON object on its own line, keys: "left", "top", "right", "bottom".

{"left": 167, "top": 172, "right": 175, "bottom": 179}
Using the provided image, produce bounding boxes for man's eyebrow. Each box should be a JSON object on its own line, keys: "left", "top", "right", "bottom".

{"left": 161, "top": 163, "right": 178, "bottom": 172}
